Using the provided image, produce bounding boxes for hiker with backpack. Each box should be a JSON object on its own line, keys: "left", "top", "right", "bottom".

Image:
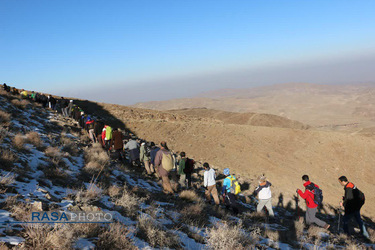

{"left": 150, "top": 142, "right": 160, "bottom": 176}
{"left": 297, "top": 175, "right": 330, "bottom": 229}
{"left": 140, "top": 142, "right": 154, "bottom": 175}
{"left": 154, "top": 141, "right": 175, "bottom": 194}
{"left": 338, "top": 176, "right": 369, "bottom": 238}
{"left": 203, "top": 163, "right": 220, "bottom": 205}
{"left": 253, "top": 175, "right": 274, "bottom": 217}
{"left": 111, "top": 128, "right": 124, "bottom": 161}
{"left": 177, "top": 152, "right": 187, "bottom": 188}
{"left": 221, "top": 168, "right": 240, "bottom": 214}
{"left": 124, "top": 136, "right": 140, "bottom": 166}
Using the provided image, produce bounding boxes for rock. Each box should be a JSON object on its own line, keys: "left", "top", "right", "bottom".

{"left": 32, "top": 201, "right": 47, "bottom": 211}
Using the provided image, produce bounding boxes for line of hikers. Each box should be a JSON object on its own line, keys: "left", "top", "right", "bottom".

{"left": 3, "top": 83, "right": 370, "bottom": 239}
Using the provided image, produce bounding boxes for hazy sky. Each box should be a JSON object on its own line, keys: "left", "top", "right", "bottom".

{"left": 1, "top": 1, "right": 375, "bottom": 104}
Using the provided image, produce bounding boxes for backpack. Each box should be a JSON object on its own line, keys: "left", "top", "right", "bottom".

{"left": 162, "top": 153, "right": 174, "bottom": 172}
{"left": 308, "top": 183, "right": 323, "bottom": 206}
{"left": 183, "top": 158, "right": 195, "bottom": 174}
{"left": 228, "top": 175, "right": 241, "bottom": 195}
{"left": 145, "top": 144, "right": 151, "bottom": 157}
{"left": 353, "top": 187, "right": 365, "bottom": 207}
{"left": 105, "top": 126, "right": 113, "bottom": 140}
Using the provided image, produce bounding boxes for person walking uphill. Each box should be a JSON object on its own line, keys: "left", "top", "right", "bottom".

{"left": 222, "top": 168, "right": 240, "bottom": 214}
{"left": 338, "top": 176, "right": 369, "bottom": 238}
{"left": 140, "top": 142, "right": 154, "bottom": 175}
{"left": 253, "top": 175, "right": 274, "bottom": 217}
{"left": 111, "top": 128, "right": 124, "bottom": 161}
{"left": 297, "top": 175, "right": 330, "bottom": 229}
{"left": 203, "top": 163, "right": 220, "bottom": 205}
{"left": 154, "top": 141, "right": 175, "bottom": 194}
{"left": 124, "top": 137, "right": 140, "bottom": 166}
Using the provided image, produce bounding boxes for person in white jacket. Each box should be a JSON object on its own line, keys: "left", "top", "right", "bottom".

{"left": 253, "top": 175, "right": 274, "bottom": 216}
{"left": 203, "top": 163, "right": 220, "bottom": 205}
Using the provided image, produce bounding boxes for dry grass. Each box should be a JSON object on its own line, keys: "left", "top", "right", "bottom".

{"left": 44, "top": 146, "right": 63, "bottom": 165}
{"left": 179, "top": 190, "right": 203, "bottom": 203}
{"left": 265, "top": 229, "right": 280, "bottom": 242}
{"left": 60, "top": 135, "right": 79, "bottom": 156}
{"left": 26, "top": 131, "right": 42, "bottom": 148}
{"left": 107, "top": 185, "right": 122, "bottom": 197}
{"left": 97, "top": 223, "right": 136, "bottom": 250}
{"left": 22, "top": 224, "right": 74, "bottom": 249}
{"left": 10, "top": 201, "right": 31, "bottom": 221}
{"left": 114, "top": 189, "right": 141, "bottom": 216}
{"left": 84, "top": 161, "right": 102, "bottom": 174}
{"left": 0, "top": 110, "right": 11, "bottom": 124}
{"left": 179, "top": 203, "right": 207, "bottom": 227}
{"left": 13, "top": 134, "right": 25, "bottom": 150}
{"left": 0, "top": 148, "right": 17, "bottom": 171}
{"left": 80, "top": 133, "right": 91, "bottom": 144}
{"left": 75, "top": 183, "right": 103, "bottom": 204}
{"left": 0, "top": 173, "right": 16, "bottom": 186}
{"left": 137, "top": 214, "right": 180, "bottom": 248}
{"left": 295, "top": 218, "right": 305, "bottom": 239}
{"left": 206, "top": 222, "right": 253, "bottom": 250}
{"left": 84, "top": 143, "right": 109, "bottom": 167}
{"left": 71, "top": 223, "right": 100, "bottom": 238}
{"left": 11, "top": 99, "right": 29, "bottom": 109}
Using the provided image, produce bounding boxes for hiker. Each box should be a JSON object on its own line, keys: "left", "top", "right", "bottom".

{"left": 338, "top": 176, "right": 369, "bottom": 238}
{"left": 47, "top": 95, "right": 56, "bottom": 110}
{"left": 94, "top": 120, "right": 105, "bottom": 145}
{"left": 86, "top": 117, "right": 96, "bottom": 143}
{"left": 297, "top": 175, "right": 330, "bottom": 229}
{"left": 154, "top": 141, "right": 175, "bottom": 194}
{"left": 178, "top": 152, "right": 187, "bottom": 188}
{"left": 253, "top": 175, "right": 274, "bottom": 217}
{"left": 221, "top": 168, "right": 239, "bottom": 214}
{"left": 67, "top": 100, "right": 74, "bottom": 117}
{"left": 140, "top": 142, "right": 154, "bottom": 175}
{"left": 183, "top": 154, "right": 194, "bottom": 189}
{"left": 150, "top": 142, "right": 160, "bottom": 176}
{"left": 104, "top": 125, "right": 113, "bottom": 150}
{"left": 124, "top": 137, "right": 139, "bottom": 166}
{"left": 203, "top": 163, "right": 220, "bottom": 205}
{"left": 111, "top": 128, "right": 124, "bottom": 161}
{"left": 30, "top": 91, "right": 36, "bottom": 101}
{"left": 60, "top": 97, "right": 69, "bottom": 117}
{"left": 20, "top": 89, "right": 28, "bottom": 99}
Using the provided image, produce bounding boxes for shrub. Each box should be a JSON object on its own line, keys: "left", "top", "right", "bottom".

{"left": 97, "top": 223, "right": 136, "bottom": 250}
{"left": 22, "top": 224, "right": 74, "bottom": 249}
{"left": 179, "top": 190, "right": 203, "bottom": 203}
{"left": 206, "top": 222, "right": 253, "bottom": 250}
{"left": 60, "top": 135, "right": 79, "bottom": 156}
{"left": 0, "top": 148, "right": 17, "bottom": 170}
{"left": 11, "top": 99, "right": 29, "bottom": 109}
{"left": 44, "top": 146, "right": 63, "bottom": 165}
{"left": 180, "top": 203, "right": 207, "bottom": 227}
{"left": 84, "top": 143, "right": 109, "bottom": 167}
{"left": 84, "top": 161, "right": 102, "bottom": 173}
{"left": 0, "top": 173, "right": 16, "bottom": 186}
{"left": 71, "top": 223, "right": 100, "bottom": 238}
{"left": 107, "top": 185, "right": 121, "bottom": 197}
{"left": 75, "top": 183, "right": 103, "bottom": 204}
{"left": 137, "top": 214, "right": 180, "bottom": 248}
{"left": 115, "top": 189, "right": 140, "bottom": 216}
{"left": 0, "top": 110, "right": 11, "bottom": 124}
{"left": 13, "top": 134, "right": 25, "bottom": 150}
{"left": 26, "top": 131, "right": 42, "bottom": 148}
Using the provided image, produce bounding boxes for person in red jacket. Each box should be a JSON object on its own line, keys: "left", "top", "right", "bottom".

{"left": 297, "top": 175, "right": 330, "bottom": 229}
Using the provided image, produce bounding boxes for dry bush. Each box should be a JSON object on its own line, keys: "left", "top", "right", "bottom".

{"left": 80, "top": 133, "right": 91, "bottom": 144}
{"left": 84, "top": 161, "right": 102, "bottom": 173}
{"left": 13, "top": 134, "right": 25, "bottom": 150}
{"left": 75, "top": 183, "right": 103, "bottom": 204}
{"left": 60, "top": 135, "right": 79, "bottom": 156}
{"left": 369, "top": 227, "right": 375, "bottom": 243}
{"left": 206, "top": 222, "right": 253, "bottom": 250}
{"left": 115, "top": 189, "right": 141, "bottom": 216}
{"left": 26, "top": 131, "right": 42, "bottom": 148}
{"left": 10, "top": 201, "right": 31, "bottom": 221}
{"left": 107, "top": 185, "right": 121, "bottom": 197}
{"left": 307, "top": 225, "right": 324, "bottom": 241}
{"left": 0, "top": 110, "right": 11, "bottom": 124}
{"left": 41, "top": 164, "right": 69, "bottom": 182}
{"left": 137, "top": 214, "right": 180, "bottom": 248}
{"left": 0, "top": 148, "right": 17, "bottom": 171}
{"left": 0, "top": 173, "right": 16, "bottom": 186}
{"left": 265, "top": 229, "right": 280, "bottom": 242}
{"left": 4, "top": 195, "right": 19, "bottom": 210}
{"left": 71, "top": 223, "right": 100, "bottom": 238}
{"left": 44, "top": 146, "right": 63, "bottom": 164}
{"left": 295, "top": 218, "right": 305, "bottom": 239}
{"left": 11, "top": 99, "right": 29, "bottom": 109}
{"left": 97, "top": 223, "right": 136, "bottom": 250}
{"left": 0, "top": 242, "right": 9, "bottom": 250}
{"left": 84, "top": 143, "right": 109, "bottom": 167}
{"left": 179, "top": 190, "right": 203, "bottom": 203}
{"left": 180, "top": 203, "right": 207, "bottom": 227}
{"left": 22, "top": 224, "right": 74, "bottom": 249}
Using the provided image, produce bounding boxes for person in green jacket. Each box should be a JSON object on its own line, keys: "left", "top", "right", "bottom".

{"left": 178, "top": 152, "right": 187, "bottom": 188}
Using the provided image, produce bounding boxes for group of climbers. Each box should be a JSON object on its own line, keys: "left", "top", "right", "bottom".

{"left": 2, "top": 83, "right": 370, "bottom": 239}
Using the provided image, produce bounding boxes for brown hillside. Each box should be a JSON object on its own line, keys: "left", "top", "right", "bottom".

{"left": 78, "top": 100, "right": 375, "bottom": 219}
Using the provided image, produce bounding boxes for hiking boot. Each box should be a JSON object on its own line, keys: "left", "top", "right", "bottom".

{"left": 324, "top": 224, "right": 330, "bottom": 230}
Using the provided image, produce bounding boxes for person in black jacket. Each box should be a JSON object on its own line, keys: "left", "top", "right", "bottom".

{"left": 338, "top": 176, "right": 369, "bottom": 238}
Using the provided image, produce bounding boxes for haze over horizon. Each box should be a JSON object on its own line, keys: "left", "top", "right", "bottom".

{"left": 1, "top": 1, "right": 375, "bottom": 104}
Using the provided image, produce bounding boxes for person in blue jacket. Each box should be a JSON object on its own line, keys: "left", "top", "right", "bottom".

{"left": 221, "top": 168, "right": 239, "bottom": 214}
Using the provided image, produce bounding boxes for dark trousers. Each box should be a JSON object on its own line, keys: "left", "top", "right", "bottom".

{"left": 186, "top": 173, "right": 192, "bottom": 188}
{"left": 343, "top": 210, "right": 365, "bottom": 235}
{"left": 225, "top": 193, "right": 239, "bottom": 214}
